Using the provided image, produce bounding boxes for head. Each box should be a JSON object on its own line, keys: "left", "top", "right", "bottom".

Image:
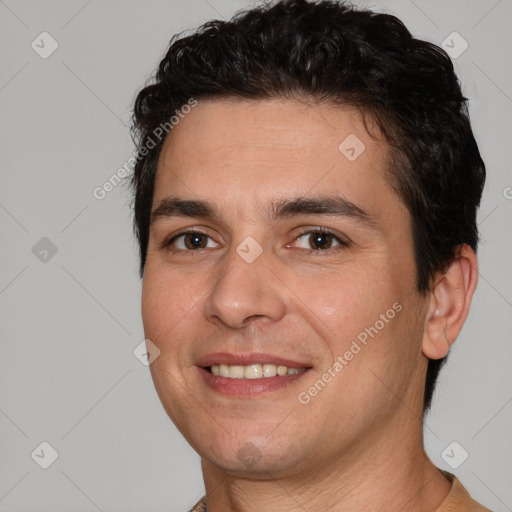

{"left": 131, "top": 0, "right": 484, "bottom": 476}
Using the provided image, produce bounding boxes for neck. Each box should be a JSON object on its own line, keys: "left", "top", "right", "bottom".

{"left": 200, "top": 411, "right": 452, "bottom": 512}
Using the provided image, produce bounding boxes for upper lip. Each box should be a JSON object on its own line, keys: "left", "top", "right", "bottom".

{"left": 196, "top": 352, "right": 311, "bottom": 369}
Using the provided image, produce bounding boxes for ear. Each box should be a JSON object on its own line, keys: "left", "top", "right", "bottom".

{"left": 422, "top": 244, "right": 478, "bottom": 360}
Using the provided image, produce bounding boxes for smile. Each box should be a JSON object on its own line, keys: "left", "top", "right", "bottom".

{"left": 196, "top": 353, "right": 312, "bottom": 397}
{"left": 209, "top": 363, "right": 306, "bottom": 379}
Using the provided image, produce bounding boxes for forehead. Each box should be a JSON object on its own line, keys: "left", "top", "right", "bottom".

{"left": 153, "top": 98, "right": 404, "bottom": 225}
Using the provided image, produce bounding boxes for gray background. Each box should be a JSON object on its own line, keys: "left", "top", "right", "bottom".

{"left": 1, "top": 0, "right": 511, "bottom": 511}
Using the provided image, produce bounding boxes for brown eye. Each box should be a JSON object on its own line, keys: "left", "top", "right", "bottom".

{"left": 295, "top": 230, "right": 345, "bottom": 251}
{"left": 309, "top": 232, "right": 334, "bottom": 250}
{"left": 166, "top": 231, "right": 219, "bottom": 251}
{"left": 183, "top": 232, "right": 208, "bottom": 249}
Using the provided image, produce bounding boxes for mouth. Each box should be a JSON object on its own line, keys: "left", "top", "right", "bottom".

{"left": 196, "top": 353, "right": 312, "bottom": 397}
{"left": 208, "top": 363, "right": 306, "bottom": 379}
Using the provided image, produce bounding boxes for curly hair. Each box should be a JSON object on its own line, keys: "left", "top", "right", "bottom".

{"left": 131, "top": 0, "right": 485, "bottom": 413}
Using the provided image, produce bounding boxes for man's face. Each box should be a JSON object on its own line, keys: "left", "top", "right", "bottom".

{"left": 142, "top": 98, "right": 429, "bottom": 477}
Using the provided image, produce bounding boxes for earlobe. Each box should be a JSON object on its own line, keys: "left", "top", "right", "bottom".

{"left": 422, "top": 244, "right": 478, "bottom": 360}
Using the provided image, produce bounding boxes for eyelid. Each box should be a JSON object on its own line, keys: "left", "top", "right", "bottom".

{"left": 290, "top": 227, "right": 350, "bottom": 251}
{"left": 162, "top": 226, "right": 350, "bottom": 254}
{"left": 161, "top": 228, "right": 219, "bottom": 250}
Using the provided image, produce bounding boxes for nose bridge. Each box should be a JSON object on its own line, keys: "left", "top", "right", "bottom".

{"left": 204, "top": 239, "right": 286, "bottom": 328}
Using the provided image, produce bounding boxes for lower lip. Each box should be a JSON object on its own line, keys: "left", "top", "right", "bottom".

{"left": 198, "top": 366, "right": 309, "bottom": 397}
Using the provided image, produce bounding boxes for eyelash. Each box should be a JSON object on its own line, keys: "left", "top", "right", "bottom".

{"left": 162, "top": 227, "right": 349, "bottom": 255}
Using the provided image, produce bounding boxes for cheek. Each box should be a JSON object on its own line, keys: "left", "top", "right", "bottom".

{"left": 141, "top": 264, "right": 199, "bottom": 347}
{"left": 141, "top": 266, "right": 204, "bottom": 424}
{"left": 288, "top": 262, "right": 399, "bottom": 353}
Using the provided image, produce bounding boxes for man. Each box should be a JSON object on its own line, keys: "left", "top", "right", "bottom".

{"left": 130, "top": 0, "right": 490, "bottom": 510}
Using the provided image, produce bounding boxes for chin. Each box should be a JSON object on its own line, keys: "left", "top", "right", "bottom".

{"left": 194, "top": 429, "right": 308, "bottom": 477}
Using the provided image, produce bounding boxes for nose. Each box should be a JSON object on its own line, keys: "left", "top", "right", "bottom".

{"left": 203, "top": 243, "right": 287, "bottom": 330}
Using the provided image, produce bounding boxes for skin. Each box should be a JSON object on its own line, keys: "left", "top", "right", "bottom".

{"left": 141, "top": 98, "right": 478, "bottom": 511}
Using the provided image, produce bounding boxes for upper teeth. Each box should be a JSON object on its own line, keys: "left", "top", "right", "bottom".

{"left": 210, "top": 364, "right": 305, "bottom": 379}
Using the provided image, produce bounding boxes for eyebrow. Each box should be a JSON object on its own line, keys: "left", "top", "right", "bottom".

{"left": 151, "top": 194, "right": 378, "bottom": 229}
